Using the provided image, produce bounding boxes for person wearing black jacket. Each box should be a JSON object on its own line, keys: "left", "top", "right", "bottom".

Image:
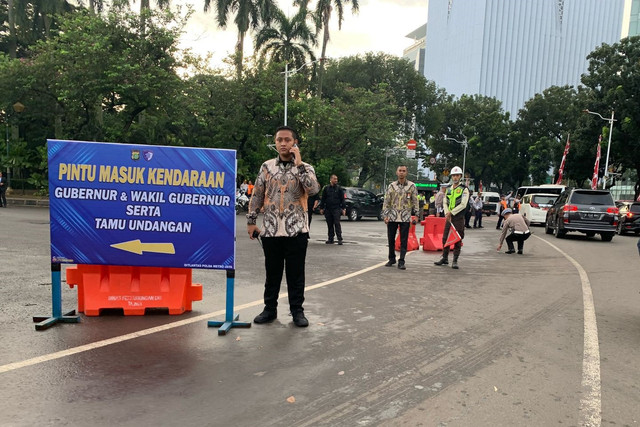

{"left": 319, "top": 174, "right": 346, "bottom": 245}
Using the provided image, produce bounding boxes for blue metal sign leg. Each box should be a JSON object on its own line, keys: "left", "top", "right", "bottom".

{"left": 208, "top": 270, "right": 251, "bottom": 336}
{"left": 33, "top": 263, "right": 80, "bottom": 330}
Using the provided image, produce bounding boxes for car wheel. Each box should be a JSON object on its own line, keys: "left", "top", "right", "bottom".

{"left": 601, "top": 232, "right": 614, "bottom": 242}
{"left": 617, "top": 222, "right": 626, "bottom": 235}
{"left": 377, "top": 211, "right": 384, "bottom": 221}
{"left": 585, "top": 232, "right": 595, "bottom": 238}
{"left": 348, "top": 208, "right": 359, "bottom": 222}
{"left": 544, "top": 218, "right": 553, "bottom": 234}
{"left": 554, "top": 222, "right": 565, "bottom": 238}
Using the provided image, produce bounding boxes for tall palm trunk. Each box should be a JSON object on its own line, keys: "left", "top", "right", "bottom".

{"left": 316, "top": 7, "right": 331, "bottom": 99}
{"left": 235, "top": 31, "right": 245, "bottom": 80}
{"left": 8, "top": 0, "right": 17, "bottom": 58}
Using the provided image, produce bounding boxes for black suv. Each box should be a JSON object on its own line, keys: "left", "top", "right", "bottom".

{"left": 544, "top": 188, "right": 618, "bottom": 241}
{"left": 344, "top": 187, "right": 384, "bottom": 221}
{"left": 616, "top": 201, "right": 640, "bottom": 235}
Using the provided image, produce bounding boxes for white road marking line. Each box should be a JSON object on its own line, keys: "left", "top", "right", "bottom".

{"left": 533, "top": 235, "right": 601, "bottom": 427}
{"left": 0, "top": 260, "right": 388, "bottom": 375}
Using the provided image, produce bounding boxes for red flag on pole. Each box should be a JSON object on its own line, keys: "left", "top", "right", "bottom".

{"left": 591, "top": 135, "right": 602, "bottom": 190}
{"left": 443, "top": 223, "right": 462, "bottom": 248}
{"left": 478, "top": 180, "right": 483, "bottom": 194}
{"left": 556, "top": 134, "right": 570, "bottom": 185}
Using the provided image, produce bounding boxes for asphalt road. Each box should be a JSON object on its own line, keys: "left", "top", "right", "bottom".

{"left": 1, "top": 207, "right": 639, "bottom": 426}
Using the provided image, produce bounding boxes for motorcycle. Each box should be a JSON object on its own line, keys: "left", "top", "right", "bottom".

{"left": 235, "top": 190, "right": 249, "bottom": 215}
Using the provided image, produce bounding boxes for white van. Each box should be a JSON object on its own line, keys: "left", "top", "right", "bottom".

{"left": 520, "top": 193, "right": 559, "bottom": 224}
{"left": 479, "top": 191, "right": 501, "bottom": 216}
{"left": 515, "top": 184, "right": 566, "bottom": 200}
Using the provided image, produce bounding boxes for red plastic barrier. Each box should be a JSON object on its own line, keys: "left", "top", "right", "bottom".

{"left": 394, "top": 216, "right": 420, "bottom": 251}
{"left": 66, "top": 265, "right": 202, "bottom": 316}
{"left": 420, "top": 216, "right": 460, "bottom": 251}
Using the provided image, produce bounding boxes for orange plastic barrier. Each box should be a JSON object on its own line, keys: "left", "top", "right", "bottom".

{"left": 394, "top": 216, "right": 420, "bottom": 251}
{"left": 420, "top": 216, "right": 460, "bottom": 252}
{"left": 66, "top": 265, "right": 202, "bottom": 316}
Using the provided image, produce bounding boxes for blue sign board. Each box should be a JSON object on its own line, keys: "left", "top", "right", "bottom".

{"left": 48, "top": 140, "right": 236, "bottom": 270}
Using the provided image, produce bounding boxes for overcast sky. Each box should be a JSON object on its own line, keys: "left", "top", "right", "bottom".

{"left": 175, "top": 0, "right": 428, "bottom": 67}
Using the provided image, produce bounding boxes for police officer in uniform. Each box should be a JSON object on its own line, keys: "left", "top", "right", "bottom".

{"left": 434, "top": 166, "right": 469, "bottom": 269}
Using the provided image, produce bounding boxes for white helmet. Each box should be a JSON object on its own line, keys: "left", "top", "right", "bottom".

{"left": 450, "top": 166, "right": 463, "bottom": 175}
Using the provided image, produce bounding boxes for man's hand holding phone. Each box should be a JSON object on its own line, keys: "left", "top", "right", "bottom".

{"left": 291, "top": 144, "right": 302, "bottom": 166}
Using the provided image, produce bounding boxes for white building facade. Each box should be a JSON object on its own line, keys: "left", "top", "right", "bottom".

{"left": 424, "top": 0, "right": 626, "bottom": 117}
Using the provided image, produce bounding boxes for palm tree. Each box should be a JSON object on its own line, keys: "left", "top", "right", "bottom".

{"left": 204, "top": 0, "right": 278, "bottom": 79}
{"left": 254, "top": 7, "right": 316, "bottom": 70}
{"left": 310, "top": 0, "right": 360, "bottom": 97}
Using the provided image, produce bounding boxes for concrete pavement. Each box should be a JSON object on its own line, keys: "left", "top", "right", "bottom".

{"left": 1, "top": 207, "right": 639, "bottom": 426}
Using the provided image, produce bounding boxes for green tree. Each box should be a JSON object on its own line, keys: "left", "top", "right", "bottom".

{"left": 514, "top": 85, "right": 586, "bottom": 184}
{"left": 254, "top": 6, "right": 316, "bottom": 69}
{"left": 311, "top": 0, "right": 359, "bottom": 97}
{"left": 428, "top": 94, "right": 514, "bottom": 192}
{"left": 204, "top": 0, "right": 278, "bottom": 79}
{"left": 582, "top": 36, "right": 640, "bottom": 197}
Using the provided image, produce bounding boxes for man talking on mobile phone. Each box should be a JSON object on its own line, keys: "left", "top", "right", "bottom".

{"left": 247, "top": 126, "right": 320, "bottom": 327}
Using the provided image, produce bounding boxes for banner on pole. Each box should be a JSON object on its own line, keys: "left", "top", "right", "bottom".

{"left": 48, "top": 140, "right": 236, "bottom": 270}
{"left": 556, "top": 134, "right": 570, "bottom": 185}
{"left": 591, "top": 136, "right": 601, "bottom": 190}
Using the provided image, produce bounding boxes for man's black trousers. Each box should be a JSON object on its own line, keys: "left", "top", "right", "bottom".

{"left": 261, "top": 233, "right": 309, "bottom": 313}
{"left": 325, "top": 208, "right": 343, "bottom": 241}
{"left": 387, "top": 222, "right": 410, "bottom": 262}
{"left": 505, "top": 232, "right": 530, "bottom": 251}
{"left": 473, "top": 210, "right": 483, "bottom": 227}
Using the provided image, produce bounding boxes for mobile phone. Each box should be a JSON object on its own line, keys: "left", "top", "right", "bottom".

{"left": 252, "top": 230, "right": 260, "bottom": 239}
{"left": 292, "top": 143, "right": 298, "bottom": 158}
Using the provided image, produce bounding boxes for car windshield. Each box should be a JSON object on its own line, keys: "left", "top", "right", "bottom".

{"left": 487, "top": 196, "right": 500, "bottom": 202}
{"left": 631, "top": 203, "right": 640, "bottom": 213}
{"left": 570, "top": 191, "right": 613, "bottom": 205}
{"left": 532, "top": 195, "right": 556, "bottom": 205}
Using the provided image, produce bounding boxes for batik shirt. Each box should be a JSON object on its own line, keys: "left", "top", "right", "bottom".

{"left": 247, "top": 157, "right": 320, "bottom": 237}
{"left": 382, "top": 180, "right": 419, "bottom": 222}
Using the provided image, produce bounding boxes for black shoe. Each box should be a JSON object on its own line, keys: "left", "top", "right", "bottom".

{"left": 451, "top": 261, "right": 459, "bottom": 269}
{"left": 337, "top": 240, "right": 343, "bottom": 245}
{"left": 473, "top": 226, "right": 477, "bottom": 228}
{"left": 291, "top": 311, "right": 309, "bottom": 327}
{"left": 254, "top": 310, "right": 277, "bottom": 324}
{"left": 434, "top": 258, "right": 448, "bottom": 266}
{"left": 505, "top": 250, "right": 515, "bottom": 254}
{"left": 465, "top": 225, "right": 472, "bottom": 229}
{"left": 517, "top": 250, "right": 523, "bottom": 255}
{"left": 398, "top": 262, "right": 406, "bottom": 270}
{"left": 478, "top": 226, "right": 484, "bottom": 228}
{"left": 325, "top": 240, "right": 334, "bottom": 244}
{"left": 385, "top": 259, "right": 396, "bottom": 267}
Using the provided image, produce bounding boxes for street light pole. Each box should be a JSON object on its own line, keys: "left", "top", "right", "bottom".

{"left": 444, "top": 134, "right": 468, "bottom": 175}
{"left": 584, "top": 109, "right": 616, "bottom": 189}
{"left": 4, "top": 110, "right": 8, "bottom": 188}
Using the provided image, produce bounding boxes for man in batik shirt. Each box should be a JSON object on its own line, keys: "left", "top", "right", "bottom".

{"left": 247, "top": 126, "right": 320, "bottom": 327}
{"left": 382, "top": 165, "right": 419, "bottom": 270}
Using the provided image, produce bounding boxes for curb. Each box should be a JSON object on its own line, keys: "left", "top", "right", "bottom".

{"left": 7, "top": 198, "right": 49, "bottom": 208}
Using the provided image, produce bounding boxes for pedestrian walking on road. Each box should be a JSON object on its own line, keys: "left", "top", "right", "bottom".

{"left": 307, "top": 192, "right": 319, "bottom": 228}
{"left": 472, "top": 192, "right": 484, "bottom": 228}
{"left": 435, "top": 184, "right": 447, "bottom": 217}
{"left": 247, "top": 126, "right": 320, "bottom": 327}
{"left": 383, "top": 165, "right": 419, "bottom": 270}
{"left": 465, "top": 190, "right": 474, "bottom": 228}
{"left": 434, "top": 166, "right": 469, "bottom": 269}
{"left": 496, "top": 195, "right": 508, "bottom": 229}
{"left": 319, "top": 174, "right": 346, "bottom": 244}
{"left": 0, "top": 172, "right": 6, "bottom": 207}
{"left": 496, "top": 208, "right": 531, "bottom": 254}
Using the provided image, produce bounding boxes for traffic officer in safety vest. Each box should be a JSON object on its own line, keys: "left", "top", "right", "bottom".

{"left": 434, "top": 166, "right": 470, "bottom": 269}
